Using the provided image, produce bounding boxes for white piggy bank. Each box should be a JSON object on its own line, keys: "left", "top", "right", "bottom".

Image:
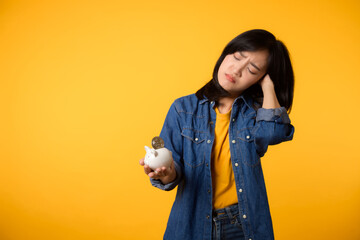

{"left": 144, "top": 146, "right": 173, "bottom": 171}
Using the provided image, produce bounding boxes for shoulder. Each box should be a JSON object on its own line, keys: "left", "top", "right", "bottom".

{"left": 172, "top": 93, "right": 203, "bottom": 113}
{"left": 174, "top": 93, "right": 198, "bottom": 103}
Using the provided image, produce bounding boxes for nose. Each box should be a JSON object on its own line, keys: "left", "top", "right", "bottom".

{"left": 232, "top": 60, "right": 247, "bottom": 77}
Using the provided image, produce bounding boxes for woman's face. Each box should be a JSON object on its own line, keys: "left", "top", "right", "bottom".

{"left": 217, "top": 49, "right": 269, "bottom": 97}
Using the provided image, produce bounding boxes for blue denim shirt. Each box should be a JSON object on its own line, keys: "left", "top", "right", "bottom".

{"left": 150, "top": 93, "right": 294, "bottom": 240}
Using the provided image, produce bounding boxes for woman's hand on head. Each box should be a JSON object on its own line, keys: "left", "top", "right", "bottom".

{"left": 139, "top": 158, "right": 177, "bottom": 184}
{"left": 258, "top": 74, "right": 281, "bottom": 108}
{"left": 258, "top": 74, "right": 275, "bottom": 91}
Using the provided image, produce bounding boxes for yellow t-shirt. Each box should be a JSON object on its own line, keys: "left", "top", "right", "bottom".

{"left": 211, "top": 106, "right": 238, "bottom": 210}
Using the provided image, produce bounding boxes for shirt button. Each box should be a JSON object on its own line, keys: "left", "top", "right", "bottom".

{"left": 206, "top": 215, "right": 210, "bottom": 219}
{"left": 232, "top": 140, "right": 236, "bottom": 144}
{"left": 207, "top": 140, "right": 211, "bottom": 144}
{"left": 208, "top": 189, "right": 211, "bottom": 193}
{"left": 206, "top": 163, "right": 209, "bottom": 167}
{"left": 210, "top": 101, "right": 214, "bottom": 104}
{"left": 243, "top": 214, "right": 247, "bottom": 219}
{"left": 195, "top": 138, "right": 199, "bottom": 141}
{"left": 209, "top": 121, "right": 214, "bottom": 125}
{"left": 246, "top": 135, "right": 250, "bottom": 139}
{"left": 232, "top": 118, "right": 235, "bottom": 122}
{"left": 239, "top": 188, "right": 243, "bottom": 193}
{"left": 235, "top": 163, "right": 238, "bottom": 167}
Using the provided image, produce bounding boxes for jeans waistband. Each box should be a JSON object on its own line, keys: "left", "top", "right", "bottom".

{"left": 213, "top": 203, "right": 239, "bottom": 218}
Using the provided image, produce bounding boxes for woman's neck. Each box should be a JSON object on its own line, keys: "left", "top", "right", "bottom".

{"left": 216, "top": 97, "right": 236, "bottom": 114}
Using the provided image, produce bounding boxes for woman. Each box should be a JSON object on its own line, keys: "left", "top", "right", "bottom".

{"left": 140, "top": 29, "right": 295, "bottom": 240}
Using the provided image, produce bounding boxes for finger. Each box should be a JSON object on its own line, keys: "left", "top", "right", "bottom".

{"left": 264, "top": 74, "right": 272, "bottom": 82}
{"left": 148, "top": 171, "right": 159, "bottom": 179}
{"left": 144, "top": 165, "right": 152, "bottom": 175}
{"left": 139, "top": 158, "right": 145, "bottom": 166}
{"left": 155, "top": 168, "right": 163, "bottom": 177}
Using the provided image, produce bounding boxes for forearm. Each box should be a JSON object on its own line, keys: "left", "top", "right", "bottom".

{"left": 262, "top": 86, "right": 281, "bottom": 109}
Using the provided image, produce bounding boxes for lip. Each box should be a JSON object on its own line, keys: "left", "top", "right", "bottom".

{"left": 225, "top": 74, "right": 236, "bottom": 83}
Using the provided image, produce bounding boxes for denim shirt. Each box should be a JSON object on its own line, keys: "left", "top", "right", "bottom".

{"left": 150, "top": 93, "right": 295, "bottom": 240}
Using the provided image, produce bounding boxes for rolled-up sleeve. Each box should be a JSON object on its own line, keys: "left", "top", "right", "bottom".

{"left": 253, "top": 107, "right": 295, "bottom": 157}
{"left": 149, "top": 101, "right": 184, "bottom": 191}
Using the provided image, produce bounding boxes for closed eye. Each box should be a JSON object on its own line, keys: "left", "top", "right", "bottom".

{"left": 248, "top": 68, "right": 255, "bottom": 75}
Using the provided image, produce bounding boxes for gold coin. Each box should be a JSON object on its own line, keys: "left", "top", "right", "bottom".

{"left": 152, "top": 136, "right": 164, "bottom": 149}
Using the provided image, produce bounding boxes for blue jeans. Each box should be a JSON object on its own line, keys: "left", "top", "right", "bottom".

{"left": 212, "top": 204, "right": 245, "bottom": 240}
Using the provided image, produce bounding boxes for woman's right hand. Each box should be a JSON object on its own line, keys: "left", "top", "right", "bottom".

{"left": 139, "top": 158, "right": 177, "bottom": 185}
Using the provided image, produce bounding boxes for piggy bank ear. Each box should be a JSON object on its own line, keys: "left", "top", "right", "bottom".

{"left": 152, "top": 149, "right": 158, "bottom": 157}
{"left": 144, "top": 146, "right": 151, "bottom": 153}
{"left": 148, "top": 148, "right": 158, "bottom": 157}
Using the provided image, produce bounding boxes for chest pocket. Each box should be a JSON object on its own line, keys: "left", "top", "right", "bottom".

{"left": 236, "top": 127, "right": 260, "bottom": 167}
{"left": 181, "top": 128, "right": 206, "bottom": 168}
{"left": 236, "top": 127, "right": 254, "bottom": 142}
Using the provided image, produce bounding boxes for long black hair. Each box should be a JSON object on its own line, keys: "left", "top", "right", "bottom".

{"left": 195, "top": 29, "right": 294, "bottom": 113}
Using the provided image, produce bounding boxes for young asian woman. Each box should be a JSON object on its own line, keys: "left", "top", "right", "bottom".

{"left": 139, "top": 29, "right": 295, "bottom": 240}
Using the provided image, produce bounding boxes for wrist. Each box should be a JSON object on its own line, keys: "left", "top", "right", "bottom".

{"left": 261, "top": 84, "right": 275, "bottom": 94}
{"left": 261, "top": 86, "right": 281, "bottom": 109}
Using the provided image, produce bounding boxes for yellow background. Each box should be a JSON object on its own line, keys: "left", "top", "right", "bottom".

{"left": 1, "top": 0, "right": 359, "bottom": 239}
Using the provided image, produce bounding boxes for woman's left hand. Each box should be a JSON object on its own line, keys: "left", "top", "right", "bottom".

{"left": 259, "top": 74, "right": 275, "bottom": 91}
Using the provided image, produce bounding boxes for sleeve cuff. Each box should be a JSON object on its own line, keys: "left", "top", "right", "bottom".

{"left": 256, "top": 107, "right": 291, "bottom": 124}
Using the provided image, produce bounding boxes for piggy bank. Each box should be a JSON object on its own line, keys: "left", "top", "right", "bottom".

{"left": 144, "top": 146, "right": 173, "bottom": 171}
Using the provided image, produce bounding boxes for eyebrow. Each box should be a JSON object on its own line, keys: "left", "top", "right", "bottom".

{"left": 239, "top": 52, "right": 261, "bottom": 71}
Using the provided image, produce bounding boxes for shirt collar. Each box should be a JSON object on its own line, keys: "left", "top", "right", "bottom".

{"left": 199, "top": 98, "right": 210, "bottom": 104}
{"left": 199, "top": 93, "right": 254, "bottom": 109}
